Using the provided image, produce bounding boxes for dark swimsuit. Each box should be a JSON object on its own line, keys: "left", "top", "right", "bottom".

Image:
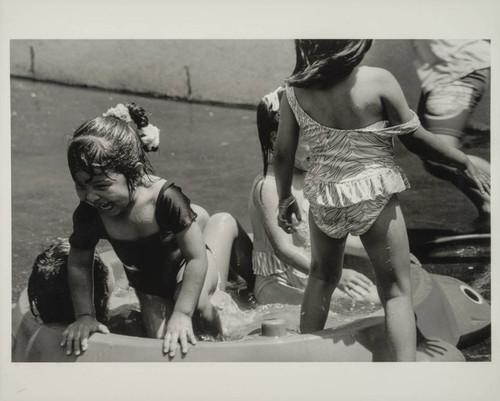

{"left": 69, "top": 182, "right": 198, "bottom": 299}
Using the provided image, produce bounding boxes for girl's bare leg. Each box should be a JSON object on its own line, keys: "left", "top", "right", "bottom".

{"left": 300, "top": 211, "right": 347, "bottom": 334}
{"left": 360, "top": 195, "right": 416, "bottom": 361}
{"left": 135, "top": 290, "right": 174, "bottom": 338}
{"left": 254, "top": 275, "right": 305, "bottom": 305}
{"left": 137, "top": 248, "right": 222, "bottom": 338}
{"left": 191, "top": 204, "right": 210, "bottom": 231}
{"left": 202, "top": 212, "right": 254, "bottom": 291}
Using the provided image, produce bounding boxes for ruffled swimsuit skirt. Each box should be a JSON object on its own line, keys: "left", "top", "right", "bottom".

{"left": 286, "top": 85, "right": 421, "bottom": 238}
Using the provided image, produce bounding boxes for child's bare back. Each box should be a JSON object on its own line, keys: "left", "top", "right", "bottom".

{"left": 293, "top": 66, "right": 398, "bottom": 130}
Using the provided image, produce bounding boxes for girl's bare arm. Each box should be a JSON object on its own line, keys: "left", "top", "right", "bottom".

{"left": 255, "top": 178, "right": 310, "bottom": 274}
{"left": 162, "top": 222, "right": 207, "bottom": 356}
{"left": 67, "top": 247, "right": 96, "bottom": 316}
{"left": 61, "top": 246, "right": 109, "bottom": 356}
{"left": 174, "top": 223, "right": 208, "bottom": 318}
{"left": 273, "top": 94, "right": 300, "bottom": 201}
{"left": 273, "top": 93, "right": 304, "bottom": 230}
{"left": 379, "top": 70, "right": 490, "bottom": 194}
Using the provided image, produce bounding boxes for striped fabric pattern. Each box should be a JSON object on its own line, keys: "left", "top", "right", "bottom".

{"left": 286, "top": 85, "right": 420, "bottom": 208}
{"left": 252, "top": 251, "right": 308, "bottom": 278}
{"left": 309, "top": 194, "right": 394, "bottom": 238}
{"left": 285, "top": 85, "right": 421, "bottom": 238}
{"left": 251, "top": 174, "right": 310, "bottom": 277}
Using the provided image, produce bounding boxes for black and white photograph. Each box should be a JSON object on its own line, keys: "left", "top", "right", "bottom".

{"left": 2, "top": 1, "right": 499, "bottom": 400}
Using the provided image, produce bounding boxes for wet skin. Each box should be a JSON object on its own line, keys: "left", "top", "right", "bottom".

{"left": 73, "top": 170, "right": 134, "bottom": 217}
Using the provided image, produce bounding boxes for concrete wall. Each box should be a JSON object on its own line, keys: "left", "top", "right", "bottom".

{"left": 10, "top": 40, "right": 490, "bottom": 118}
{"left": 11, "top": 40, "right": 296, "bottom": 106}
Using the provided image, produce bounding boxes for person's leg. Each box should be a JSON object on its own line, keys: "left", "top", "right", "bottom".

{"left": 360, "top": 195, "right": 416, "bottom": 361}
{"left": 202, "top": 212, "right": 254, "bottom": 291}
{"left": 135, "top": 290, "right": 175, "bottom": 339}
{"left": 417, "top": 77, "right": 491, "bottom": 228}
{"left": 254, "top": 274, "right": 305, "bottom": 305}
{"left": 300, "top": 211, "right": 347, "bottom": 334}
{"left": 191, "top": 204, "right": 210, "bottom": 231}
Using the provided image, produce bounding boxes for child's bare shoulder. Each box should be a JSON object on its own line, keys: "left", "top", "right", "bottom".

{"left": 142, "top": 176, "right": 167, "bottom": 203}
{"left": 252, "top": 174, "right": 278, "bottom": 207}
{"left": 356, "top": 66, "right": 401, "bottom": 100}
{"left": 259, "top": 174, "right": 277, "bottom": 193}
{"left": 357, "top": 66, "right": 396, "bottom": 86}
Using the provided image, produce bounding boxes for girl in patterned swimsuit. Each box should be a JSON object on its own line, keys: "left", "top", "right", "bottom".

{"left": 274, "top": 40, "right": 490, "bottom": 361}
{"left": 61, "top": 103, "right": 254, "bottom": 358}
{"left": 250, "top": 86, "right": 379, "bottom": 306}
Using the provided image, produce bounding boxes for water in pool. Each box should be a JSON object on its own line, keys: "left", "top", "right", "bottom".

{"left": 107, "top": 284, "right": 381, "bottom": 341}
{"left": 209, "top": 289, "right": 381, "bottom": 340}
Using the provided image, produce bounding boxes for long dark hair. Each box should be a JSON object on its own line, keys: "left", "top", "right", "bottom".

{"left": 256, "top": 87, "right": 285, "bottom": 176}
{"left": 286, "top": 39, "right": 373, "bottom": 88}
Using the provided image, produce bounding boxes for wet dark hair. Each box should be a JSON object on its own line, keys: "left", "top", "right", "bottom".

{"left": 256, "top": 87, "right": 285, "bottom": 176}
{"left": 286, "top": 40, "right": 373, "bottom": 88}
{"left": 28, "top": 238, "right": 110, "bottom": 323}
{"left": 67, "top": 103, "right": 155, "bottom": 190}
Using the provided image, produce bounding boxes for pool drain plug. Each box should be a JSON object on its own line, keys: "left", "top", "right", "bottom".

{"left": 261, "top": 319, "right": 286, "bottom": 337}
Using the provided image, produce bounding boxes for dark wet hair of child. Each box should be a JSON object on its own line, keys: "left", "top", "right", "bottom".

{"left": 67, "top": 102, "right": 159, "bottom": 192}
{"left": 287, "top": 39, "right": 373, "bottom": 88}
{"left": 28, "top": 238, "right": 110, "bottom": 323}
{"left": 256, "top": 87, "right": 285, "bottom": 177}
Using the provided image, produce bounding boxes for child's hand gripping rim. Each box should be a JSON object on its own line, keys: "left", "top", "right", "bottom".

{"left": 60, "top": 314, "right": 110, "bottom": 356}
{"left": 162, "top": 311, "right": 197, "bottom": 358}
{"left": 277, "top": 195, "right": 302, "bottom": 233}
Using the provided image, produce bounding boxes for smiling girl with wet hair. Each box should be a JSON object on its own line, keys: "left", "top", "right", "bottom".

{"left": 63, "top": 102, "right": 254, "bottom": 358}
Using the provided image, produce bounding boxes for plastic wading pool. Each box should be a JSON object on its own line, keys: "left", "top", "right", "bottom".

{"left": 12, "top": 250, "right": 490, "bottom": 362}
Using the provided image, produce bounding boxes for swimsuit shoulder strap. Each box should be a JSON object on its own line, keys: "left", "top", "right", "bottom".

{"left": 380, "top": 111, "right": 421, "bottom": 136}
{"left": 285, "top": 84, "right": 305, "bottom": 123}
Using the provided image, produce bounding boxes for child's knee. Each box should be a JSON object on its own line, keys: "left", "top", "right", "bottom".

{"left": 192, "top": 204, "right": 210, "bottom": 229}
{"left": 379, "top": 280, "right": 412, "bottom": 301}
{"left": 309, "top": 261, "right": 342, "bottom": 284}
{"left": 210, "top": 212, "right": 238, "bottom": 236}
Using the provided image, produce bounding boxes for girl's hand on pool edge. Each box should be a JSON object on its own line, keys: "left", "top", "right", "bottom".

{"left": 163, "top": 311, "right": 197, "bottom": 357}
{"left": 60, "top": 315, "right": 110, "bottom": 356}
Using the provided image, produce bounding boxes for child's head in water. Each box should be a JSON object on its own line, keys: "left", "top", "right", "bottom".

{"left": 256, "top": 87, "right": 310, "bottom": 176}
{"left": 28, "top": 238, "right": 110, "bottom": 323}
{"left": 67, "top": 103, "right": 160, "bottom": 215}
{"left": 287, "top": 39, "right": 373, "bottom": 88}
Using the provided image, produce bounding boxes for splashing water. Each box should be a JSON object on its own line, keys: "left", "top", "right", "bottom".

{"left": 209, "top": 290, "right": 381, "bottom": 341}
{"left": 106, "top": 286, "right": 381, "bottom": 342}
